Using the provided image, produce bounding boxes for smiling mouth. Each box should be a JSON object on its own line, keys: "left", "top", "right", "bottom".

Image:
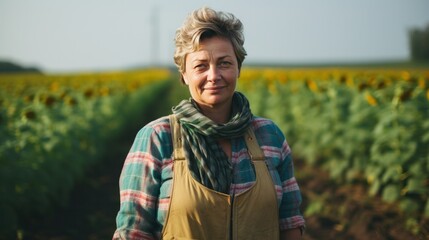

{"left": 204, "top": 86, "right": 226, "bottom": 90}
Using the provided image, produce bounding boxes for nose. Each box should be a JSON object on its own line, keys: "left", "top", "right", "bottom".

{"left": 207, "top": 65, "right": 221, "bottom": 82}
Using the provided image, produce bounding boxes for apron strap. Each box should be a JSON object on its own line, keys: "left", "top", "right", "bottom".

{"left": 244, "top": 126, "right": 265, "bottom": 162}
{"left": 169, "top": 114, "right": 186, "bottom": 161}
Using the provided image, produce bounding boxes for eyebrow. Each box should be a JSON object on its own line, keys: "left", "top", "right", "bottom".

{"left": 218, "top": 55, "right": 233, "bottom": 61}
{"left": 191, "top": 58, "right": 208, "bottom": 63}
{"left": 191, "top": 55, "right": 233, "bottom": 63}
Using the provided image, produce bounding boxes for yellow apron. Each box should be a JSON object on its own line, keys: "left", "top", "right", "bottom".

{"left": 162, "top": 114, "right": 279, "bottom": 240}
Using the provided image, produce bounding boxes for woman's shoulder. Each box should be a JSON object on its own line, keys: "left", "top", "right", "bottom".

{"left": 145, "top": 115, "right": 171, "bottom": 128}
{"left": 136, "top": 115, "right": 172, "bottom": 138}
{"left": 251, "top": 116, "right": 279, "bottom": 131}
{"left": 250, "top": 116, "right": 286, "bottom": 144}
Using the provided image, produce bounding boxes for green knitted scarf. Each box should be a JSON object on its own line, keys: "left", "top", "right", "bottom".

{"left": 171, "top": 92, "right": 252, "bottom": 193}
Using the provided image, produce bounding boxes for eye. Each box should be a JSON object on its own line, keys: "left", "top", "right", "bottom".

{"left": 194, "top": 63, "right": 207, "bottom": 70}
{"left": 219, "top": 61, "right": 232, "bottom": 67}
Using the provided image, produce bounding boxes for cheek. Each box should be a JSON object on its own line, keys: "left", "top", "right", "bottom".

{"left": 227, "top": 71, "right": 239, "bottom": 84}
{"left": 186, "top": 73, "right": 206, "bottom": 88}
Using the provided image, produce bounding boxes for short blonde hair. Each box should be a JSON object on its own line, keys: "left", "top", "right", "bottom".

{"left": 174, "top": 7, "right": 247, "bottom": 83}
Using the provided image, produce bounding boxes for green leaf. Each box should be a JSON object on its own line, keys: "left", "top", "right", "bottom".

{"left": 304, "top": 200, "right": 324, "bottom": 216}
{"left": 382, "top": 184, "right": 400, "bottom": 203}
{"left": 425, "top": 199, "right": 429, "bottom": 218}
{"left": 409, "top": 162, "right": 424, "bottom": 175}
{"left": 369, "top": 179, "right": 381, "bottom": 196}
{"left": 381, "top": 167, "right": 400, "bottom": 183}
{"left": 328, "top": 159, "right": 349, "bottom": 179}
{"left": 405, "top": 218, "right": 420, "bottom": 235}
{"left": 399, "top": 198, "right": 419, "bottom": 214}
{"left": 406, "top": 177, "right": 425, "bottom": 194}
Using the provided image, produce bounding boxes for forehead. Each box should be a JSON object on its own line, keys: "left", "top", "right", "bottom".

{"left": 188, "top": 36, "right": 235, "bottom": 60}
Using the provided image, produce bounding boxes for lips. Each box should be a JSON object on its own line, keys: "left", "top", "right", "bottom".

{"left": 203, "top": 86, "right": 226, "bottom": 90}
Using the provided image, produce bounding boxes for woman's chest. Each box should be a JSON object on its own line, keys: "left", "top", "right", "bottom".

{"left": 159, "top": 139, "right": 282, "bottom": 199}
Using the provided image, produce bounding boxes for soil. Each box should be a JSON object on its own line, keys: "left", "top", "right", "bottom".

{"left": 15, "top": 138, "right": 429, "bottom": 240}
{"left": 296, "top": 160, "right": 429, "bottom": 240}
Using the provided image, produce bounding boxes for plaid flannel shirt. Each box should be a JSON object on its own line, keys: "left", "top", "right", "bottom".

{"left": 113, "top": 116, "right": 305, "bottom": 239}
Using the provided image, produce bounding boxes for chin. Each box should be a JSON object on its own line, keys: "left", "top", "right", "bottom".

{"left": 206, "top": 98, "right": 231, "bottom": 107}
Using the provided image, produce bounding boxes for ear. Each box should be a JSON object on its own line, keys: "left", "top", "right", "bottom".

{"left": 182, "top": 73, "right": 189, "bottom": 85}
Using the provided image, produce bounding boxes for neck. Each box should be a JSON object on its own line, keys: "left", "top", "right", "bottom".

{"left": 199, "top": 102, "right": 232, "bottom": 124}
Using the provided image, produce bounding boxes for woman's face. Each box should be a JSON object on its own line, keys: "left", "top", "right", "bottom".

{"left": 182, "top": 36, "right": 239, "bottom": 110}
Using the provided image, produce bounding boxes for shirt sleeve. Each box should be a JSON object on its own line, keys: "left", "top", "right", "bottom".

{"left": 113, "top": 121, "right": 170, "bottom": 240}
{"left": 274, "top": 124, "right": 306, "bottom": 231}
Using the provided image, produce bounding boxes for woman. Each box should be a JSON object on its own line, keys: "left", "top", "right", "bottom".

{"left": 113, "top": 7, "right": 305, "bottom": 240}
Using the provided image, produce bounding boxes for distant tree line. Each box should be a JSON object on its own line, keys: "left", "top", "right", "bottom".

{"left": 409, "top": 23, "right": 429, "bottom": 61}
{"left": 0, "top": 61, "right": 42, "bottom": 73}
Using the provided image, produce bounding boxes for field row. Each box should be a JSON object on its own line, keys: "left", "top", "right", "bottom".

{"left": 0, "top": 69, "right": 173, "bottom": 235}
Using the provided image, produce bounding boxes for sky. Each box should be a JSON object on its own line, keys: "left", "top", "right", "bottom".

{"left": 1, "top": 0, "right": 429, "bottom": 73}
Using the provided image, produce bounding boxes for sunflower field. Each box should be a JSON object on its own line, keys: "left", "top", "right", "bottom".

{"left": 0, "top": 69, "right": 173, "bottom": 235}
{"left": 238, "top": 67, "right": 429, "bottom": 235}
{"left": 1, "top": 66, "right": 428, "bottom": 238}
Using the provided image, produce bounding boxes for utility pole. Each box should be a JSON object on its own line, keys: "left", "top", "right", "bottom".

{"left": 150, "top": 5, "right": 159, "bottom": 66}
